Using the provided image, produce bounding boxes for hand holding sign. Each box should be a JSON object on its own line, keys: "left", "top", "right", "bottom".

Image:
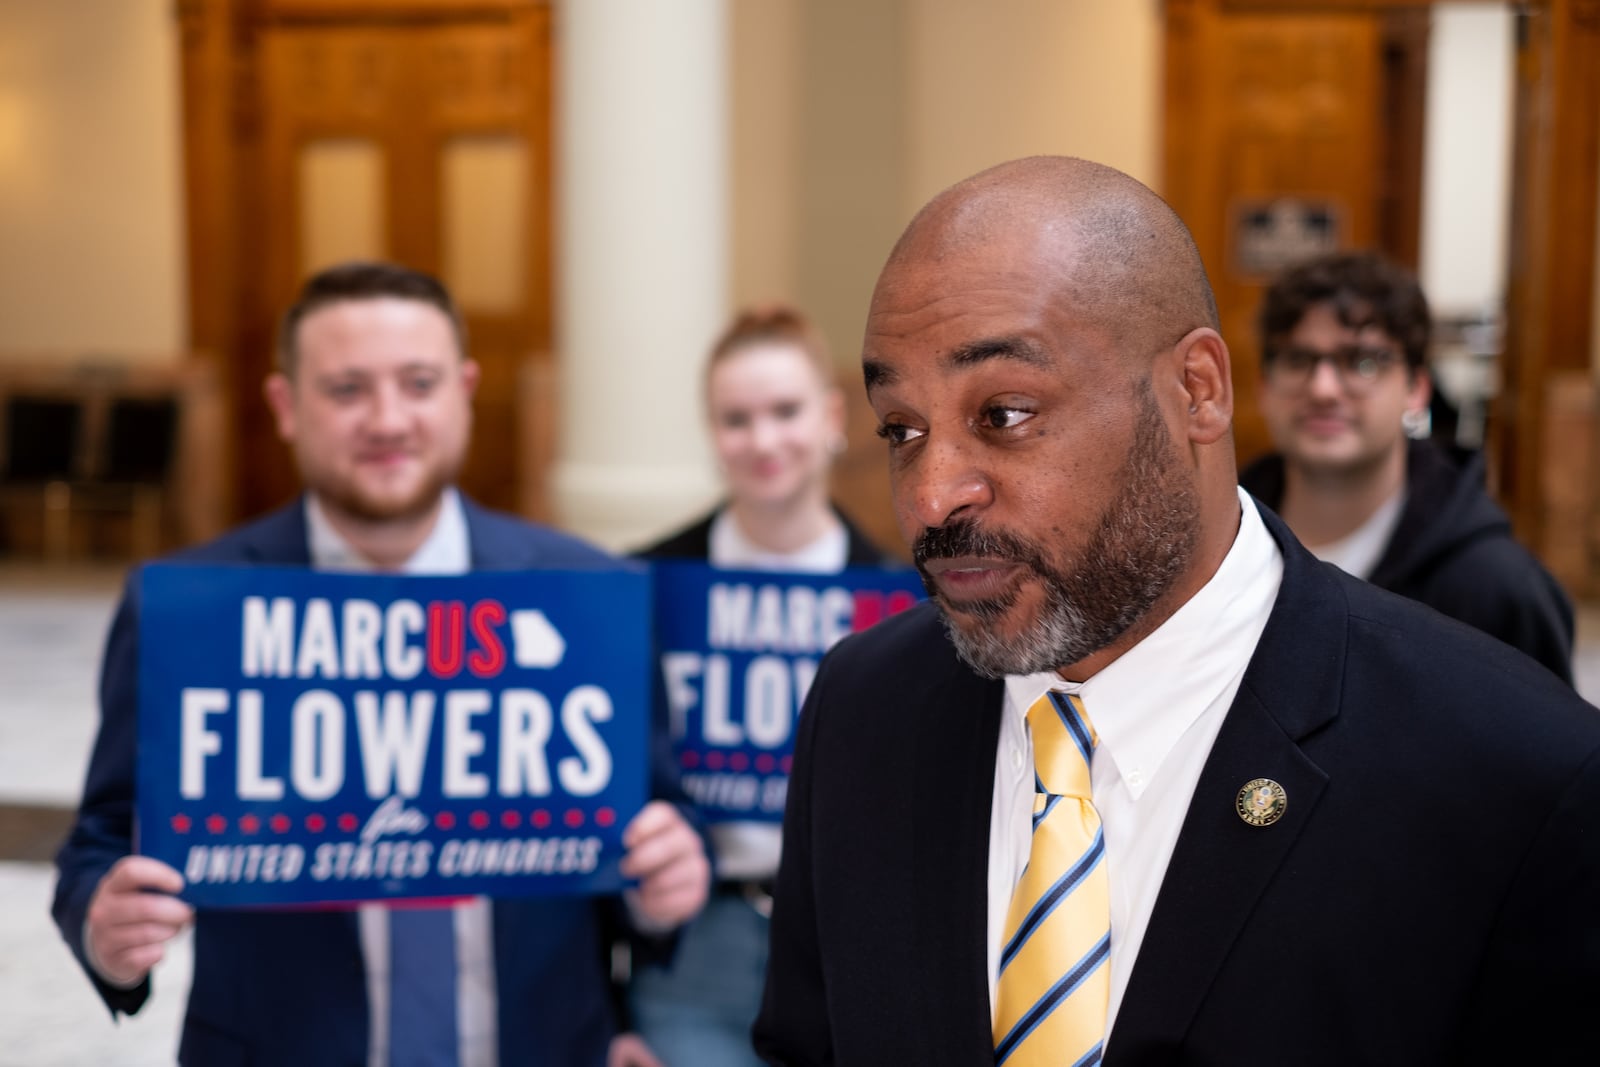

{"left": 608, "top": 1033, "right": 668, "bottom": 1067}
{"left": 619, "top": 800, "right": 711, "bottom": 930}
{"left": 85, "top": 856, "right": 194, "bottom": 988}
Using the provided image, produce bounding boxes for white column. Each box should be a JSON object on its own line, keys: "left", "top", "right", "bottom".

{"left": 551, "top": 0, "right": 727, "bottom": 551}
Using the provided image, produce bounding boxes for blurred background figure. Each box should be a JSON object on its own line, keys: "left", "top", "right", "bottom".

{"left": 618, "top": 306, "right": 889, "bottom": 1067}
{"left": 643, "top": 306, "right": 884, "bottom": 569}
{"left": 1241, "top": 251, "right": 1574, "bottom": 681}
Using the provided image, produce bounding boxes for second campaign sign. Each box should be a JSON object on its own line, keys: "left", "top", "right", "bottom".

{"left": 137, "top": 562, "right": 650, "bottom": 908}
{"left": 653, "top": 561, "right": 925, "bottom": 823}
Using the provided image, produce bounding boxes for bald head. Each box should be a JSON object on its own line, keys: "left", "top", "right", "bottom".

{"left": 881, "top": 157, "right": 1218, "bottom": 361}
{"left": 862, "top": 157, "right": 1240, "bottom": 679}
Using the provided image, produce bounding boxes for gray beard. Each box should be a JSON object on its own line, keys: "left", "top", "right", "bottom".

{"left": 937, "top": 580, "right": 1101, "bottom": 681}
{"left": 922, "top": 384, "right": 1199, "bottom": 679}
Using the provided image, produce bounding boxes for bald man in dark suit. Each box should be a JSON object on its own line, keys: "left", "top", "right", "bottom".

{"left": 753, "top": 157, "right": 1600, "bottom": 1066}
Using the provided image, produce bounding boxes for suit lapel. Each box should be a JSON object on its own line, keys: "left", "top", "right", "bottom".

{"left": 908, "top": 640, "right": 1004, "bottom": 1063}
{"left": 1109, "top": 507, "right": 1345, "bottom": 1060}
{"left": 1108, "top": 688, "right": 1330, "bottom": 1058}
{"left": 236, "top": 496, "right": 312, "bottom": 564}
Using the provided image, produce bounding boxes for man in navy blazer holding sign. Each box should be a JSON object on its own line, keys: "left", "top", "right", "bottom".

{"left": 53, "top": 262, "right": 710, "bottom": 1066}
{"left": 753, "top": 158, "right": 1600, "bottom": 1064}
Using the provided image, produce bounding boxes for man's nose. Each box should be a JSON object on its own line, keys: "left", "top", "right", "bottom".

{"left": 366, "top": 383, "right": 410, "bottom": 433}
{"left": 1306, "top": 356, "right": 1345, "bottom": 397}
{"left": 900, "top": 435, "right": 992, "bottom": 531}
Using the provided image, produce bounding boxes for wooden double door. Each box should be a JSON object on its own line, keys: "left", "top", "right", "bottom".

{"left": 179, "top": 0, "right": 554, "bottom": 519}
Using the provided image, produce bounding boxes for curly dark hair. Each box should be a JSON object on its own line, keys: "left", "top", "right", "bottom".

{"left": 1258, "top": 251, "right": 1431, "bottom": 373}
{"left": 276, "top": 261, "right": 466, "bottom": 376}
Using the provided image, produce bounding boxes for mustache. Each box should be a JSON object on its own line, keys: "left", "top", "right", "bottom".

{"left": 912, "top": 518, "right": 1048, "bottom": 572}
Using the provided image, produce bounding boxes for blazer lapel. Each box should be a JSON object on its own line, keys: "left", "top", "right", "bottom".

{"left": 1109, "top": 506, "right": 1345, "bottom": 1061}
{"left": 908, "top": 642, "right": 1005, "bottom": 1063}
{"left": 236, "top": 496, "right": 313, "bottom": 564}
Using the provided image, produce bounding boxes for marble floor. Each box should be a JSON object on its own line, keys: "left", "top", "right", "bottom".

{"left": 0, "top": 563, "right": 189, "bottom": 1066}
{"left": 0, "top": 861, "right": 190, "bottom": 1067}
{"left": 3, "top": 561, "right": 1600, "bottom": 1065}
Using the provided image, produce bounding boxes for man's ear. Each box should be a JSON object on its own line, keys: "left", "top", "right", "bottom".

{"left": 459, "top": 359, "right": 481, "bottom": 398}
{"left": 1175, "top": 327, "right": 1233, "bottom": 445}
{"left": 1407, "top": 365, "right": 1432, "bottom": 411}
{"left": 263, "top": 373, "right": 296, "bottom": 442}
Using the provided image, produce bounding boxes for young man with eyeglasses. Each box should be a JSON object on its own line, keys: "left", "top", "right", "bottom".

{"left": 1241, "top": 251, "right": 1573, "bottom": 681}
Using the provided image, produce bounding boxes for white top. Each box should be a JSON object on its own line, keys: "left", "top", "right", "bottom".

{"left": 707, "top": 507, "right": 850, "bottom": 576}
{"left": 987, "top": 488, "right": 1283, "bottom": 1043}
{"left": 1306, "top": 486, "right": 1404, "bottom": 580}
{"left": 706, "top": 507, "right": 848, "bottom": 880}
{"left": 304, "top": 490, "right": 498, "bottom": 1067}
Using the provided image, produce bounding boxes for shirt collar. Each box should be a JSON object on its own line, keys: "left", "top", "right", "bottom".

{"left": 1004, "top": 487, "right": 1283, "bottom": 798}
{"left": 304, "top": 488, "right": 471, "bottom": 576}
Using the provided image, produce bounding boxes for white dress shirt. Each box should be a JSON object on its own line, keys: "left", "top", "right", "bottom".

{"left": 304, "top": 490, "right": 498, "bottom": 1067}
{"left": 987, "top": 488, "right": 1283, "bottom": 1041}
{"left": 705, "top": 508, "right": 848, "bottom": 880}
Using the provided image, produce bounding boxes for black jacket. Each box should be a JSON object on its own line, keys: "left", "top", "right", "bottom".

{"left": 1240, "top": 439, "right": 1574, "bottom": 682}
{"left": 755, "top": 502, "right": 1600, "bottom": 1066}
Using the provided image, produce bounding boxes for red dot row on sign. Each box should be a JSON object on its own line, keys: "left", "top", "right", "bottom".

{"left": 168, "top": 808, "right": 617, "bottom": 835}
{"left": 679, "top": 751, "right": 791, "bottom": 774}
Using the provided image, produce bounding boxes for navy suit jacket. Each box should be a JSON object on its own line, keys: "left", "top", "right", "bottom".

{"left": 53, "top": 496, "right": 678, "bottom": 1067}
{"left": 754, "top": 500, "right": 1600, "bottom": 1066}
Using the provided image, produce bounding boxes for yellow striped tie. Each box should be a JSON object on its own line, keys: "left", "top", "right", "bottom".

{"left": 993, "top": 691, "right": 1111, "bottom": 1067}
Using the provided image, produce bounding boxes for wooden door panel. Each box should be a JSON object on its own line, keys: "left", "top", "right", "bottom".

{"left": 256, "top": 26, "right": 408, "bottom": 510}
{"left": 1168, "top": 2, "right": 1389, "bottom": 466}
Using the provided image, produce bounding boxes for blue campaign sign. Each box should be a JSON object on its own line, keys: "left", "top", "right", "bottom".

{"left": 136, "top": 563, "right": 651, "bottom": 908}
{"left": 653, "top": 561, "right": 926, "bottom": 823}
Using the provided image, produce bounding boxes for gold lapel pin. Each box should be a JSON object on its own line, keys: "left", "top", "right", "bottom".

{"left": 1236, "top": 778, "right": 1287, "bottom": 827}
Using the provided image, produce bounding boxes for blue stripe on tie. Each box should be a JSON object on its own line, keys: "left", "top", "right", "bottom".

{"left": 1049, "top": 691, "right": 1094, "bottom": 768}
{"left": 1031, "top": 792, "right": 1061, "bottom": 832}
{"left": 1070, "top": 1043, "right": 1104, "bottom": 1067}
{"left": 994, "top": 933, "right": 1112, "bottom": 1064}
{"left": 998, "top": 828, "right": 1105, "bottom": 972}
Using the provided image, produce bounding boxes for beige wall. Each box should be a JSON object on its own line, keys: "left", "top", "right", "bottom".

{"left": 790, "top": 1, "right": 912, "bottom": 372}
{"left": 728, "top": 0, "right": 1162, "bottom": 372}
{"left": 728, "top": 0, "right": 912, "bottom": 369}
{"left": 903, "top": 0, "right": 1162, "bottom": 209}
{"left": 0, "top": 0, "right": 186, "bottom": 360}
{"left": 729, "top": 0, "right": 802, "bottom": 310}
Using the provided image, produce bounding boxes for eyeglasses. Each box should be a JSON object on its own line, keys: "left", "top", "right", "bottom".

{"left": 1264, "top": 345, "right": 1402, "bottom": 392}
